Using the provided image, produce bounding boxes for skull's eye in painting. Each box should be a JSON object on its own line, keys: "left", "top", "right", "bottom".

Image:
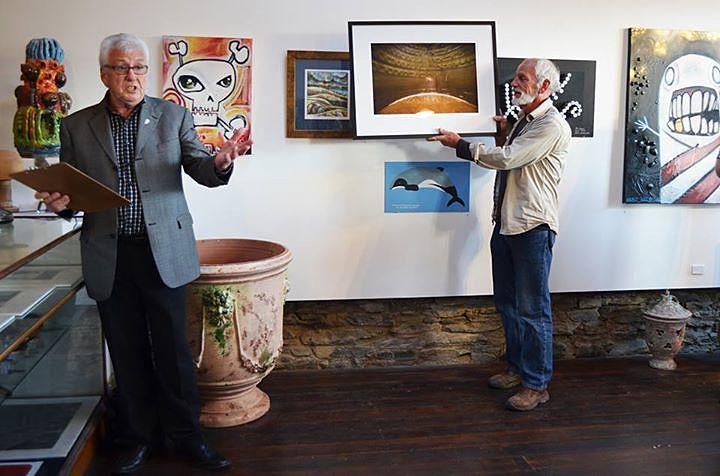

{"left": 178, "top": 75, "right": 204, "bottom": 92}
{"left": 664, "top": 66, "right": 676, "bottom": 86}
{"left": 217, "top": 75, "right": 232, "bottom": 88}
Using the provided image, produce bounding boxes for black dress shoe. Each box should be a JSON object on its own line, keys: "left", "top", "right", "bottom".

{"left": 112, "top": 444, "right": 150, "bottom": 474}
{"left": 185, "top": 443, "right": 231, "bottom": 471}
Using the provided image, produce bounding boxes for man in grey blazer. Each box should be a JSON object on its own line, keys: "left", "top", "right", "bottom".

{"left": 37, "top": 33, "right": 251, "bottom": 474}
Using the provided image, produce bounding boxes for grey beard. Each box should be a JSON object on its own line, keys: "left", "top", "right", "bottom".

{"left": 512, "top": 92, "right": 536, "bottom": 106}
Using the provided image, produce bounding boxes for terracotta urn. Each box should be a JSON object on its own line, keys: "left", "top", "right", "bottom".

{"left": 186, "top": 239, "right": 292, "bottom": 427}
{"left": 642, "top": 291, "right": 692, "bottom": 371}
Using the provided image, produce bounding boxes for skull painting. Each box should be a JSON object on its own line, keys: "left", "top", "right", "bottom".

{"left": 162, "top": 36, "right": 252, "bottom": 155}
{"left": 173, "top": 59, "right": 236, "bottom": 126}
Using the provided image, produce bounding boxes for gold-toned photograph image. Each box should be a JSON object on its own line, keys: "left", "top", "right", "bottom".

{"left": 370, "top": 43, "right": 478, "bottom": 115}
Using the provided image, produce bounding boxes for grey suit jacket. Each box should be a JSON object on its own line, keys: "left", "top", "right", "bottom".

{"left": 60, "top": 95, "right": 231, "bottom": 301}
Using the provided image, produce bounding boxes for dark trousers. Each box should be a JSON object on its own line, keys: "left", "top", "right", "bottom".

{"left": 97, "top": 237, "right": 202, "bottom": 446}
{"left": 490, "top": 223, "right": 555, "bottom": 390}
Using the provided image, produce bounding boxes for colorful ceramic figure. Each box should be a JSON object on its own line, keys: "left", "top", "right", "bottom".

{"left": 13, "top": 38, "right": 72, "bottom": 158}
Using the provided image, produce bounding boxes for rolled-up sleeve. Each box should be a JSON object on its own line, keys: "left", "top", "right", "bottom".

{"left": 471, "top": 118, "right": 566, "bottom": 171}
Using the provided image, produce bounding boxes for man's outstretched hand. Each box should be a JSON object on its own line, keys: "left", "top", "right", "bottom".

{"left": 214, "top": 128, "right": 253, "bottom": 172}
{"left": 426, "top": 128, "right": 461, "bottom": 148}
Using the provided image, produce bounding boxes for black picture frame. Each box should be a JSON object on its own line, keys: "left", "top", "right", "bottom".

{"left": 348, "top": 21, "right": 498, "bottom": 139}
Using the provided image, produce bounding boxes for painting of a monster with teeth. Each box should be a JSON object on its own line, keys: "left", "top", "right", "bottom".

{"left": 623, "top": 28, "right": 720, "bottom": 204}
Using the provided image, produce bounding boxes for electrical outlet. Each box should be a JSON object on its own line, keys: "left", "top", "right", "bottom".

{"left": 691, "top": 264, "right": 705, "bottom": 275}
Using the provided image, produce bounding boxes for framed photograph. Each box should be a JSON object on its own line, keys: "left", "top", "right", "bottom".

{"left": 348, "top": 21, "right": 498, "bottom": 139}
{"left": 286, "top": 50, "right": 352, "bottom": 138}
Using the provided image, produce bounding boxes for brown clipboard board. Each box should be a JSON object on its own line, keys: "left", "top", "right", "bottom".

{"left": 10, "top": 162, "right": 130, "bottom": 212}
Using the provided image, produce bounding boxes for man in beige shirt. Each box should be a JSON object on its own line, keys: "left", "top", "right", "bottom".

{"left": 428, "top": 58, "right": 571, "bottom": 411}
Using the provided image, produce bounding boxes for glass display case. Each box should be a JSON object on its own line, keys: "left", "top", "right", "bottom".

{"left": 0, "top": 217, "right": 104, "bottom": 475}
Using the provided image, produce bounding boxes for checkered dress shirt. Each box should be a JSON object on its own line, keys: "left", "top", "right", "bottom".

{"left": 108, "top": 102, "right": 145, "bottom": 236}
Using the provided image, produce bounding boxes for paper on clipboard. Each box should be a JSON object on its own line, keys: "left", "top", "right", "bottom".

{"left": 10, "top": 162, "right": 130, "bottom": 212}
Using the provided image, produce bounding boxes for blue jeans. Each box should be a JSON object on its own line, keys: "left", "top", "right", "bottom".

{"left": 490, "top": 224, "right": 555, "bottom": 390}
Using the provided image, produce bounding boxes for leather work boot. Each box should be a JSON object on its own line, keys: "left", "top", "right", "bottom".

{"left": 487, "top": 371, "right": 522, "bottom": 389}
{"left": 505, "top": 387, "right": 550, "bottom": 411}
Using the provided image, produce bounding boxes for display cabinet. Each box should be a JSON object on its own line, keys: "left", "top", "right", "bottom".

{"left": 0, "top": 217, "right": 105, "bottom": 476}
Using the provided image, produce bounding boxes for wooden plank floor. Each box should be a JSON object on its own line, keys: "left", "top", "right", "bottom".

{"left": 87, "top": 356, "right": 720, "bottom": 475}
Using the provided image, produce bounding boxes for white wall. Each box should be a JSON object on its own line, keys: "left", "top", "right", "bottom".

{"left": 2, "top": 0, "right": 720, "bottom": 300}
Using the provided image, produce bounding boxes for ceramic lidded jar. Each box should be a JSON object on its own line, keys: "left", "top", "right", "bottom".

{"left": 642, "top": 291, "right": 692, "bottom": 370}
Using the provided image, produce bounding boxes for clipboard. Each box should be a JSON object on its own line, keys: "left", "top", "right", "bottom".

{"left": 10, "top": 162, "right": 130, "bottom": 212}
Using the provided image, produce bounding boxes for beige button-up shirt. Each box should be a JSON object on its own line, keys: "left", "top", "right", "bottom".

{"left": 470, "top": 99, "right": 571, "bottom": 235}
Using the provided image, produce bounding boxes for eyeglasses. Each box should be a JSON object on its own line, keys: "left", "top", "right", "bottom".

{"left": 103, "top": 64, "right": 149, "bottom": 75}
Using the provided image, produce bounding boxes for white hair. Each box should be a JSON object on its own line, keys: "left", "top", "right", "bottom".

{"left": 98, "top": 33, "right": 149, "bottom": 66}
{"left": 533, "top": 58, "right": 561, "bottom": 95}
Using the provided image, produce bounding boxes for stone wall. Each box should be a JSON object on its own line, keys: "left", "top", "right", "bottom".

{"left": 278, "top": 289, "right": 720, "bottom": 370}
